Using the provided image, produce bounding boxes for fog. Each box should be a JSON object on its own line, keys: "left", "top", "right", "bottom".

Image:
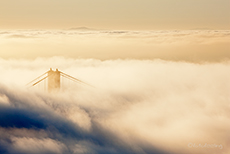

{"left": 0, "top": 29, "right": 230, "bottom": 61}
{"left": 0, "top": 57, "right": 229, "bottom": 154}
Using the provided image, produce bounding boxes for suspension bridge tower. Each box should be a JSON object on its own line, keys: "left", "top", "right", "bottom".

{"left": 47, "top": 68, "right": 61, "bottom": 92}
{"left": 26, "top": 68, "right": 91, "bottom": 92}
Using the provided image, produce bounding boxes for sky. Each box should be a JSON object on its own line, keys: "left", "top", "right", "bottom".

{"left": 0, "top": 0, "right": 229, "bottom": 30}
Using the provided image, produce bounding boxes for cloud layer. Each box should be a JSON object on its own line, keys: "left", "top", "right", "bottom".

{"left": 0, "top": 58, "right": 230, "bottom": 154}
{"left": 0, "top": 29, "right": 230, "bottom": 61}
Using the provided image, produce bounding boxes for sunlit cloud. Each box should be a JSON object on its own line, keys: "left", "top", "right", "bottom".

{"left": 0, "top": 29, "right": 229, "bottom": 61}
{"left": 0, "top": 57, "right": 229, "bottom": 154}
{"left": 1, "top": 29, "right": 230, "bottom": 45}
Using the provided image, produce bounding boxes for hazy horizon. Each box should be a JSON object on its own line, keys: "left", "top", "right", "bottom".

{"left": 1, "top": 29, "right": 230, "bottom": 62}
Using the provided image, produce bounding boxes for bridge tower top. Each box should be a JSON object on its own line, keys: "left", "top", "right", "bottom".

{"left": 26, "top": 68, "right": 92, "bottom": 92}
{"left": 47, "top": 68, "right": 60, "bottom": 92}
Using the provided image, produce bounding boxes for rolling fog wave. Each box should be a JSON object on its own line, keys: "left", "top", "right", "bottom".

{"left": 0, "top": 58, "right": 230, "bottom": 154}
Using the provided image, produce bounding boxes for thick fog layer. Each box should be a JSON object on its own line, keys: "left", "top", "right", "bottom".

{"left": 0, "top": 58, "right": 229, "bottom": 154}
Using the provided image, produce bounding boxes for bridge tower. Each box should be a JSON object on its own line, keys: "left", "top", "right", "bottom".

{"left": 26, "top": 68, "right": 92, "bottom": 92}
{"left": 48, "top": 68, "right": 61, "bottom": 92}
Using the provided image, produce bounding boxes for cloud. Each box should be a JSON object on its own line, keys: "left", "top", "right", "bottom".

{"left": 0, "top": 29, "right": 230, "bottom": 62}
{"left": 0, "top": 57, "right": 230, "bottom": 154}
{"left": 11, "top": 137, "right": 67, "bottom": 154}
{"left": 6, "top": 34, "right": 37, "bottom": 39}
{"left": 1, "top": 30, "right": 230, "bottom": 44}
